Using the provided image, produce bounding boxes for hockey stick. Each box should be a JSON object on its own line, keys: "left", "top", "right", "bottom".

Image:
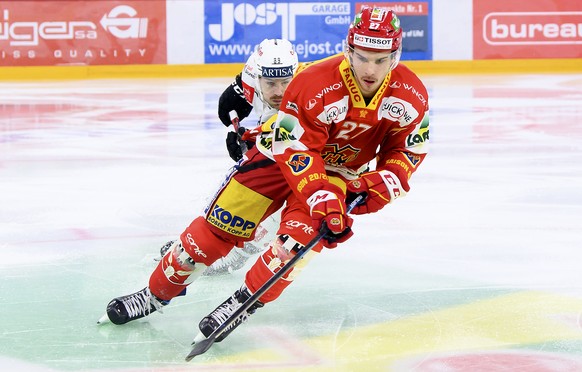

{"left": 229, "top": 110, "right": 248, "bottom": 154}
{"left": 185, "top": 194, "right": 364, "bottom": 361}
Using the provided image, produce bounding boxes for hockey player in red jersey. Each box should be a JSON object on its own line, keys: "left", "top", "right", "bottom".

{"left": 99, "top": 6, "right": 429, "bottom": 346}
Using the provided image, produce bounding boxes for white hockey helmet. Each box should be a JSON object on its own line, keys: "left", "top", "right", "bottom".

{"left": 254, "top": 38, "right": 298, "bottom": 80}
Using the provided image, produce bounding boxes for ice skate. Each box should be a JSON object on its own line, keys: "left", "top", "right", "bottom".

{"left": 203, "top": 241, "right": 263, "bottom": 276}
{"left": 160, "top": 240, "right": 263, "bottom": 276}
{"left": 195, "top": 286, "right": 263, "bottom": 343}
{"left": 98, "top": 287, "right": 168, "bottom": 325}
{"left": 155, "top": 239, "right": 175, "bottom": 261}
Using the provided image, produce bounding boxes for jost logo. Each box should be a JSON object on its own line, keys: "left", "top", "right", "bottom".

{"left": 207, "top": 2, "right": 350, "bottom": 41}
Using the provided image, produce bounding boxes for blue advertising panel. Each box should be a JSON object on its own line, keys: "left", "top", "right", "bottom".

{"left": 204, "top": 0, "right": 432, "bottom": 63}
{"left": 204, "top": 1, "right": 351, "bottom": 63}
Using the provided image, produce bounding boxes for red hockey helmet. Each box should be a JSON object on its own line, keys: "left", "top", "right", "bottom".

{"left": 347, "top": 6, "right": 403, "bottom": 56}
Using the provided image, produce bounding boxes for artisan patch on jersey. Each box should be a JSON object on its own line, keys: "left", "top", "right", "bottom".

{"left": 286, "top": 152, "right": 312, "bottom": 175}
{"left": 316, "top": 96, "right": 349, "bottom": 124}
{"left": 405, "top": 112, "right": 429, "bottom": 154}
{"left": 206, "top": 178, "right": 272, "bottom": 238}
{"left": 379, "top": 96, "right": 419, "bottom": 126}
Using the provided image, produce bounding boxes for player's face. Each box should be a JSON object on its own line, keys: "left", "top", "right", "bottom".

{"left": 348, "top": 47, "right": 393, "bottom": 98}
{"left": 259, "top": 77, "right": 292, "bottom": 109}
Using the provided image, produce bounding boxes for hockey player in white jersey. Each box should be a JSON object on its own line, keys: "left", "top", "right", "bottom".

{"left": 160, "top": 39, "right": 299, "bottom": 276}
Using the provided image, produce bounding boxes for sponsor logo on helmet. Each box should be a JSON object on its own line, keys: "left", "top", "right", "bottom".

{"left": 262, "top": 66, "right": 294, "bottom": 78}
{"left": 370, "top": 8, "right": 388, "bottom": 22}
{"left": 354, "top": 33, "right": 393, "bottom": 50}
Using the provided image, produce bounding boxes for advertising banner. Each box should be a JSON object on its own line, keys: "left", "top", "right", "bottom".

{"left": 355, "top": 1, "right": 432, "bottom": 61}
{"left": 204, "top": 0, "right": 431, "bottom": 64}
{"left": 474, "top": 0, "right": 582, "bottom": 59}
{"left": 0, "top": 0, "right": 167, "bottom": 66}
{"left": 204, "top": 1, "right": 352, "bottom": 63}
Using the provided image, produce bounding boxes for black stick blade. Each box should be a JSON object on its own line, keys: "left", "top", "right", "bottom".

{"left": 185, "top": 338, "right": 215, "bottom": 361}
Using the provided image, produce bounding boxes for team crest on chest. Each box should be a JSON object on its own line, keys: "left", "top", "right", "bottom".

{"left": 321, "top": 144, "right": 360, "bottom": 165}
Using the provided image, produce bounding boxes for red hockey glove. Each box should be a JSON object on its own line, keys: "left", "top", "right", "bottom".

{"left": 346, "top": 170, "right": 410, "bottom": 215}
{"left": 306, "top": 188, "right": 353, "bottom": 248}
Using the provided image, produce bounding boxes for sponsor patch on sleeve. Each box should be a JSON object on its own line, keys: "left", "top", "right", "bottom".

{"left": 286, "top": 153, "right": 312, "bottom": 175}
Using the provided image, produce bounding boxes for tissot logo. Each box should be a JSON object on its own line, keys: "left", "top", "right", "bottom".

{"left": 483, "top": 12, "right": 582, "bottom": 45}
{"left": 353, "top": 34, "right": 393, "bottom": 49}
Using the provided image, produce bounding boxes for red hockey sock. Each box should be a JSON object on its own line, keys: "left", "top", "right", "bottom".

{"left": 149, "top": 217, "right": 236, "bottom": 301}
{"left": 244, "top": 236, "right": 299, "bottom": 304}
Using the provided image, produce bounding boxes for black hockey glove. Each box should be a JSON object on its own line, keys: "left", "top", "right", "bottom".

{"left": 218, "top": 73, "right": 253, "bottom": 127}
{"left": 226, "top": 126, "right": 255, "bottom": 162}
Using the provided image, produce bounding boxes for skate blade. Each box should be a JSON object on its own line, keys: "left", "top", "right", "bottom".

{"left": 97, "top": 313, "right": 110, "bottom": 325}
{"left": 191, "top": 331, "right": 206, "bottom": 345}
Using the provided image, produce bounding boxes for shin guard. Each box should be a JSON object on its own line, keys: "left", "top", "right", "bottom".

{"left": 149, "top": 217, "right": 236, "bottom": 301}
{"left": 149, "top": 240, "right": 206, "bottom": 301}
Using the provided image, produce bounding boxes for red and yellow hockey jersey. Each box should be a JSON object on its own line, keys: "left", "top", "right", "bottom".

{"left": 269, "top": 54, "right": 429, "bottom": 202}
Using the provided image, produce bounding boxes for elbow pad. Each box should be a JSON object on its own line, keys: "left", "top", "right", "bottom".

{"left": 218, "top": 73, "right": 253, "bottom": 126}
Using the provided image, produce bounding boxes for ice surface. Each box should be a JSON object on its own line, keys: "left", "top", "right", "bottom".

{"left": 1, "top": 72, "right": 582, "bottom": 371}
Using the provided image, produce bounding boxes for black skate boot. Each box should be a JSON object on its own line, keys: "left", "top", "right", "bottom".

{"left": 198, "top": 286, "right": 263, "bottom": 342}
{"left": 100, "top": 287, "right": 169, "bottom": 325}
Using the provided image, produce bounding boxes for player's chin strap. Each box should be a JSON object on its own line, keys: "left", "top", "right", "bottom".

{"left": 185, "top": 194, "right": 365, "bottom": 361}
